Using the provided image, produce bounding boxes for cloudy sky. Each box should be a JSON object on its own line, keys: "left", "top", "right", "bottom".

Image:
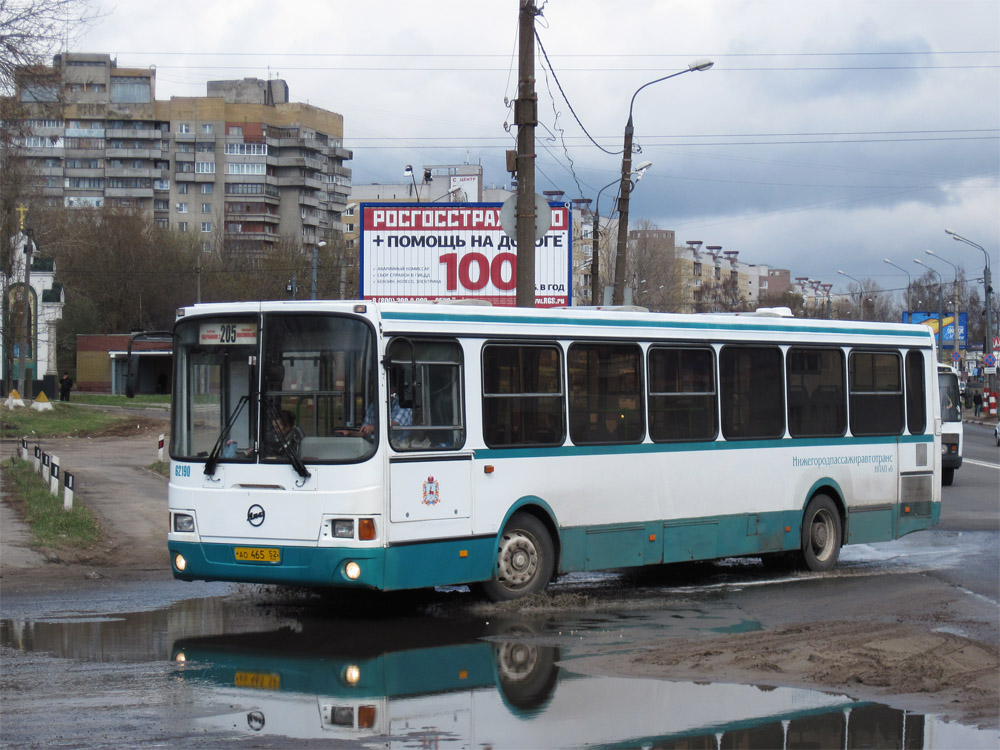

{"left": 77, "top": 0, "right": 998, "bottom": 299}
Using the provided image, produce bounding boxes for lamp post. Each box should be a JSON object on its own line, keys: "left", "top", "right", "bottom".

{"left": 592, "top": 164, "right": 653, "bottom": 306}
{"left": 946, "top": 229, "right": 994, "bottom": 397}
{"left": 837, "top": 270, "right": 865, "bottom": 319}
{"left": 883, "top": 258, "right": 911, "bottom": 318}
{"left": 311, "top": 240, "right": 327, "bottom": 300}
{"left": 404, "top": 165, "right": 419, "bottom": 202}
{"left": 926, "top": 249, "right": 961, "bottom": 365}
{"left": 914, "top": 259, "right": 945, "bottom": 361}
{"left": 611, "top": 59, "right": 713, "bottom": 305}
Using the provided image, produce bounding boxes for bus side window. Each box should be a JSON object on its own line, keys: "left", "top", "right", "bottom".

{"left": 905, "top": 351, "right": 926, "bottom": 434}
{"left": 386, "top": 339, "right": 465, "bottom": 451}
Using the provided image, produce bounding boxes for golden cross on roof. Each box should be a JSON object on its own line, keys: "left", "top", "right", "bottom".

{"left": 15, "top": 204, "right": 28, "bottom": 231}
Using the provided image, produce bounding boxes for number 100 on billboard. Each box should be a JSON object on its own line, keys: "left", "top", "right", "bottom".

{"left": 360, "top": 202, "right": 572, "bottom": 307}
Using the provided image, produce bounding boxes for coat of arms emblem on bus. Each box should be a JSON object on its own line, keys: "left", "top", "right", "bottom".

{"left": 422, "top": 476, "right": 440, "bottom": 506}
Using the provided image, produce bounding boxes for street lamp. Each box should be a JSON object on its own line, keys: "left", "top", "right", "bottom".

{"left": 883, "top": 258, "right": 912, "bottom": 318}
{"left": 837, "top": 270, "right": 866, "bottom": 319}
{"left": 914, "top": 258, "right": 945, "bottom": 360}
{"left": 592, "top": 163, "right": 653, "bottom": 306}
{"left": 311, "top": 240, "right": 326, "bottom": 300}
{"left": 926, "top": 249, "right": 961, "bottom": 364}
{"left": 946, "top": 229, "right": 994, "bottom": 395}
{"left": 404, "top": 165, "right": 420, "bottom": 202}
{"left": 612, "top": 59, "right": 714, "bottom": 305}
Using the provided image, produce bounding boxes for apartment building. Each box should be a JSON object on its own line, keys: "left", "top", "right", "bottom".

{"left": 11, "top": 53, "right": 352, "bottom": 254}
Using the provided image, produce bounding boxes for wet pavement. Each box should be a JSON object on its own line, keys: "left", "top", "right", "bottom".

{"left": 3, "top": 550, "right": 999, "bottom": 749}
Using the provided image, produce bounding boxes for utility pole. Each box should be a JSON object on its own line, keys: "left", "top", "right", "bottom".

{"left": 17, "top": 216, "right": 34, "bottom": 398}
{"left": 515, "top": 0, "right": 537, "bottom": 307}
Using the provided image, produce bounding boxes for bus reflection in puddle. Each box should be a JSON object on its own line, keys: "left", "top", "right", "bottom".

{"left": 171, "top": 622, "right": 979, "bottom": 749}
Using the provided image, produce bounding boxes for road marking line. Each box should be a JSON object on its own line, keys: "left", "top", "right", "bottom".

{"left": 963, "top": 458, "right": 999, "bottom": 470}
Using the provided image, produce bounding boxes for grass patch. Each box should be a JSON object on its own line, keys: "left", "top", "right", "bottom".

{"left": 0, "top": 404, "right": 137, "bottom": 439}
{"left": 148, "top": 460, "right": 169, "bottom": 477}
{"left": 5, "top": 459, "right": 101, "bottom": 549}
{"left": 73, "top": 393, "right": 170, "bottom": 408}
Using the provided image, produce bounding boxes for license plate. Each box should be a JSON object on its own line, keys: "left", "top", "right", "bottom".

{"left": 235, "top": 671, "right": 281, "bottom": 690}
{"left": 234, "top": 546, "right": 281, "bottom": 563}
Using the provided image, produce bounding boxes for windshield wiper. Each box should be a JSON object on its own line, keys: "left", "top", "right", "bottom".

{"left": 204, "top": 395, "right": 249, "bottom": 476}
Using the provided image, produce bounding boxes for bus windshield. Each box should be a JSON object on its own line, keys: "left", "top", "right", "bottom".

{"left": 171, "top": 313, "right": 378, "bottom": 464}
{"left": 938, "top": 371, "right": 962, "bottom": 422}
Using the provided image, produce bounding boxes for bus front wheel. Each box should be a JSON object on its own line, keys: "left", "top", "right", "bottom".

{"left": 942, "top": 468, "right": 955, "bottom": 486}
{"left": 481, "top": 512, "right": 554, "bottom": 602}
{"left": 801, "top": 495, "right": 842, "bottom": 572}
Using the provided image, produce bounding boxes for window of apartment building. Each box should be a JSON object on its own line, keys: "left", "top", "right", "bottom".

{"left": 224, "top": 143, "right": 267, "bottom": 155}
{"left": 201, "top": 222, "right": 212, "bottom": 233}
{"left": 227, "top": 223, "right": 242, "bottom": 233}
{"left": 65, "top": 177, "right": 105, "bottom": 189}
{"left": 195, "top": 161, "right": 215, "bottom": 173}
{"left": 201, "top": 124, "right": 214, "bottom": 134}
{"left": 154, "top": 199, "right": 169, "bottom": 210}
{"left": 201, "top": 203, "right": 212, "bottom": 213}
{"left": 110, "top": 76, "right": 151, "bottom": 104}
{"left": 227, "top": 162, "right": 266, "bottom": 175}
{"left": 155, "top": 218, "right": 168, "bottom": 229}
{"left": 130, "top": 159, "right": 143, "bottom": 169}
{"left": 714, "top": 266, "right": 721, "bottom": 280}
{"left": 177, "top": 183, "right": 188, "bottom": 194}
{"left": 345, "top": 206, "right": 355, "bottom": 216}
{"left": 178, "top": 123, "right": 191, "bottom": 134}
{"left": 154, "top": 179, "right": 170, "bottom": 191}
{"left": 177, "top": 162, "right": 194, "bottom": 173}
{"left": 227, "top": 125, "right": 243, "bottom": 136}
{"left": 200, "top": 183, "right": 213, "bottom": 194}
{"left": 693, "top": 262, "right": 702, "bottom": 277}
{"left": 178, "top": 222, "right": 188, "bottom": 232}
{"left": 28, "top": 118, "right": 63, "bottom": 128}
{"left": 196, "top": 142, "right": 214, "bottom": 153}
{"left": 202, "top": 241, "right": 212, "bottom": 252}
{"left": 24, "top": 136, "right": 47, "bottom": 148}
{"left": 177, "top": 202, "right": 188, "bottom": 213}
{"left": 175, "top": 142, "right": 192, "bottom": 152}
{"left": 44, "top": 158, "right": 61, "bottom": 168}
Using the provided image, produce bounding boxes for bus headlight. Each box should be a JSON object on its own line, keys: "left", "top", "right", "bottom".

{"left": 333, "top": 520, "right": 354, "bottom": 538}
{"left": 343, "top": 664, "right": 361, "bottom": 685}
{"left": 173, "top": 513, "right": 195, "bottom": 533}
{"left": 345, "top": 561, "right": 361, "bottom": 580}
{"left": 174, "top": 553, "right": 187, "bottom": 572}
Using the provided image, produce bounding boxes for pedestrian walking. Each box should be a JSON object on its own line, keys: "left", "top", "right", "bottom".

{"left": 973, "top": 390, "right": 982, "bottom": 418}
{"left": 59, "top": 372, "right": 73, "bottom": 402}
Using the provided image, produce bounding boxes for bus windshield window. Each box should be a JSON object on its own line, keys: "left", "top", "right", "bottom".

{"left": 937, "top": 372, "right": 962, "bottom": 422}
{"left": 262, "top": 314, "right": 377, "bottom": 463}
{"left": 171, "top": 317, "right": 257, "bottom": 460}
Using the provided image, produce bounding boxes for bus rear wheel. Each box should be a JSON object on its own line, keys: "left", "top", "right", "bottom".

{"left": 801, "top": 495, "right": 842, "bottom": 572}
{"left": 481, "top": 512, "right": 554, "bottom": 602}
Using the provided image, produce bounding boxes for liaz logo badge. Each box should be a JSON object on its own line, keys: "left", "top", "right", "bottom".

{"left": 422, "top": 476, "right": 441, "bottom": 506}
{"left": 246, "top": 504, "right": 265, "bottom": 527}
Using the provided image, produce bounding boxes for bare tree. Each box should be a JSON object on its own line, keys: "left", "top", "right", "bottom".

{"left": 0, "top": 0, "right": 99, "bottom": 95}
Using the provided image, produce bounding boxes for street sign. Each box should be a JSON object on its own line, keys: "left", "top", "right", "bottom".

{"left": 993, "top": 335, "right": 999, "bottom": 351}
{"left": 951, "top": 351, "right": 961, "bottom": 362}
{"left": 985, "top": 353, "right": 997, "bottom": 368}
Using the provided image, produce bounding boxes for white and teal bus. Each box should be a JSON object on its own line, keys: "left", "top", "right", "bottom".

{"left": 936, "top": 363, "right": 963, "bottom": 486}
{"left": 162, "top": 302, "right": 941, "bottom": 600}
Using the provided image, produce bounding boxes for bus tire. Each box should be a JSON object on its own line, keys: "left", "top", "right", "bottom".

{"left": 481, "top": 512, "right": 555, "bottom": 602}
{"left": 942, "top": 468, "right": 955, "bottom": 487}
{"left": 800, "top": 495, "right": 841, "bottom": 572}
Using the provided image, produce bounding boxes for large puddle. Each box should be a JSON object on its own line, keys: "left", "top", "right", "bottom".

{"left": 2, "top": 590, "right": 995, "bottom": 749}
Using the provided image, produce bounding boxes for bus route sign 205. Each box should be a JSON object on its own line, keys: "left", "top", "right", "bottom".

{"left": 360, "top": 202, "right": 572, "bottom": 307}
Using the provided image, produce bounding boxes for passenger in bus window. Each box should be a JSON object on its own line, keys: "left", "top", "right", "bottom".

{"left": 591, "top": 411, "right": 625, "bottom": 442}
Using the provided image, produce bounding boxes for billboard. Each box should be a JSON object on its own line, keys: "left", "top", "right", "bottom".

{"left": 904, "top": 311, "right": 968, "bottom": 348}
{"left": 360, "top": 202, "right": 571, "bottom": 307}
